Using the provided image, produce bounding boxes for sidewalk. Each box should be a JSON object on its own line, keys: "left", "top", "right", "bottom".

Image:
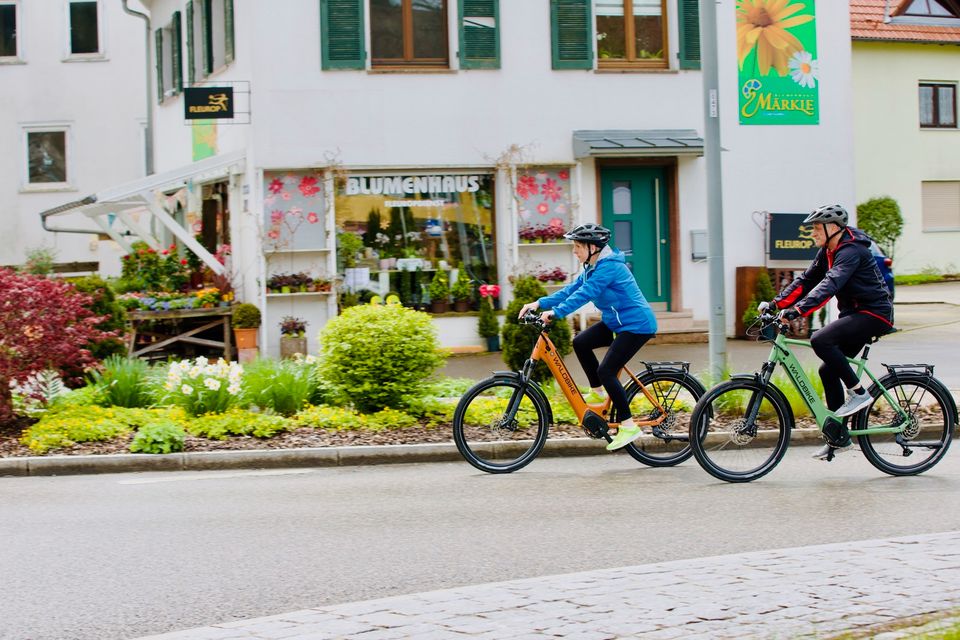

{"left": 136, "top": 531, "right": 960, "bottom": 639}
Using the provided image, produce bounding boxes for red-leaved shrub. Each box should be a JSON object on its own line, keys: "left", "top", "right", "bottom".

{"left": 0, "top": 269, "right": 113, "bottom": 424}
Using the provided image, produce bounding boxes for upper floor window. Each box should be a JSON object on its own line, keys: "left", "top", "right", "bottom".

{"left": 922, "top": 181, "right": 960, "bottom": 231}
{"left": 0, "top": 1, "right": 18, "bottom": 59}
{"left": 900, "top": 0, "right": 959, "bottom": 18}
{"left": 69, "top": 0, "right": 100, "bottom": 55}
{"left": 920, "top": 83, "right": 957, "bottom": 128}
{"left": 321, "top": 0, "right": 500, "bottom": 70}
{"left": 596, "top": 0, "right": 666, "bottom": 68}
{"left": 24, "top": 127, "right": 70, "bottom": 189}
{"left": 155, "top": 12, "right": 183, "bottom": 101}
{"left": 201, "top": 0, "right": 234, "bottom": 75}
{"left": 371, "top": 0, "right": 448, "bottom": 67}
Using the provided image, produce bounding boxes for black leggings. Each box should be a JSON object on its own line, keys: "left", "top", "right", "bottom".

{"left": 572, "top": 322, "right": 653, "bottom": 421}
{"left": 810, "top": 313, "right": 891, "bottom": 411}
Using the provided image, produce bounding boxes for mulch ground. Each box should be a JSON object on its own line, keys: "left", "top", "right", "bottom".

{"left": 0, "top": 420, "right": 590, "bottom": 458}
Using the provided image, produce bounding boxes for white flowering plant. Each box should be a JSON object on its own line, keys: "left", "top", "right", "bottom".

{"left": 162, "top": 356, "right": 243, "bottom": 416}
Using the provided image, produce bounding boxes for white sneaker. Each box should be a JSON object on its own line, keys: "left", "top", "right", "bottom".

{"left": 811, "top": 442, "right": 854, "bottom": 460}
{"left": 835, "top": 388, "right": 872, "bottom": 417}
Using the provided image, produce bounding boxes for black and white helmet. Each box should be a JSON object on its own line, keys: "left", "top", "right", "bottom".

{"left": 803, "top": 204, "right": 849, "bottom": 227}
{"left": 563, "top": 223, "right": 611, "bottom": 247}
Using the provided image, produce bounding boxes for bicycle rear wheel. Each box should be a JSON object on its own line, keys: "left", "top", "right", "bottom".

{"left": 855, "top": 372, "right": 955, "bottom": 476}
{"left": 452, "top": 376, "right": 551, "bottom": 474}
{"left": 615, "top": 371, "right": 705, "bottom": 467}
{"left": 689, "top": 379, "right": 792, "bottom": 483}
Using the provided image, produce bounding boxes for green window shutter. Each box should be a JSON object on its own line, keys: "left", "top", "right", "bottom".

{"left": 186, "top": 1, "right": 195, "bottom": 85}
{"left": 320, "top": 0, "right": 365, "bottom": 70}
{"left": 154, "top": 28, "right": 164, "bottom": 103}
{"left": 550, "top": 0, "right": 592, "bottom": 70}
{"left": 172, "top": 11, "right": 183, "bottom": 93}
{"left": 677, "top": 0, "right": 700, "bottom": 70}
{"left": 460, "top": 0, "right": 500, "bottom": 69}
{"left": 201, "top": 0, "right": 212, "bottom": 75}
{"left": 225, "top": 0, "right": 234, "bottom": 64}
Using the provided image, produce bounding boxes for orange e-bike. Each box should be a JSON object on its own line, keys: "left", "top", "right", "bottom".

{"left": 452, "top": 311, "right": 705, "bottom": 473}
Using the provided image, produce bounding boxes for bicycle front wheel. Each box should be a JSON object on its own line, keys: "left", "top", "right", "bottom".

{"left": 616, "top": 371, "right": 705, "bottom": 467}
{"left": 855, "top": 372, "right": 955, "bottom": 476}
{"left": 690, "top": 379, "right": 792, "bottom": 483}
{"left": 452, "top": 376, "right": 551, "bottom": 474}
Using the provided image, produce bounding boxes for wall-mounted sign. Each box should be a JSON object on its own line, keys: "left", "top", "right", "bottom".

{"left": 767, "top": 212, "right": 817, "bottom": 266}
{"left": 184, "top": 87, "right": 234, "bottom": 120}
{"left": 345, "top": 175, "right": 482, "bottom": 196}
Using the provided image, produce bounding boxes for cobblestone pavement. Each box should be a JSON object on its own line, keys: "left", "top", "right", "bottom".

{"left": 137, "top": 531, "right": 960, "bottom": 640}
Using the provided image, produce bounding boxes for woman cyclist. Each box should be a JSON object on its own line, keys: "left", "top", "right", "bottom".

{"left": 517, "top": 223, "right": 658, "bottom": 451}
{"left": 762, "top": 204, "right": 894, "bottom": 460}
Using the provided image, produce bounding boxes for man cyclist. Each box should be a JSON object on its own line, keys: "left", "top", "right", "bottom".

{"left": 761, "top": 204, "right": 894, "bottom": 460}
{"left": 517, "top": 223, "right": 657, "bottom": 451}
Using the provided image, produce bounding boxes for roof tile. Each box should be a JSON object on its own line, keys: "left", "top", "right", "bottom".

{"left": 850, "top": 0, "right": 960, "bottom": 43}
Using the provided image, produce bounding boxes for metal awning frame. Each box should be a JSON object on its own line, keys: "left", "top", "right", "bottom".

{"left": 572, "top": 129, "right": 704, "bottom": 159}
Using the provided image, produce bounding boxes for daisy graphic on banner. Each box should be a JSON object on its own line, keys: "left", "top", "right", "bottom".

{"left": 788, "top": 50, "right": 818, "bottom": 88}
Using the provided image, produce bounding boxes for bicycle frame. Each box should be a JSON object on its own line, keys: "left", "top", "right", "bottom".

{"left": 525, "top": 328, "right": 668, "bottom": 428}
{"left": 762, "top": 331, "right": 909, "bottom": 437}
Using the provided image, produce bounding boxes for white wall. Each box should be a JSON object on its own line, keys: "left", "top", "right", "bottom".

{"left": 0, "top": 0, "right": 147, "bottom": 267}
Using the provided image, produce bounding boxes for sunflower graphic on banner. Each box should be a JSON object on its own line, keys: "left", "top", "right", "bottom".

{"left": 737, "top": 0, "right": 819, "bottom": 125}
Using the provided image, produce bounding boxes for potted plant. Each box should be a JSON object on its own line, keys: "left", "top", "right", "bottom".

{"left": 279, "top": 315, "right": 308, "bottom": 359}
{"left": 450, "top": 268, "right": 473, "bottom": 312}
{"left": 477, "top": 284, "right": 500, "bottom": 351}
{"left": 428, "top": 269, "right": 450, "bottom": 313}
{"left": 231, "top": 302, "right": 261, "bottom": 353}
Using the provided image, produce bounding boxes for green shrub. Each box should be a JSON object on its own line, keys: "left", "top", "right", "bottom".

{"left": 428, "top": 269, "right": 450, "bottom": 303}
{"left": 231, "top": 303, "right": 261, "bottom": 329}
{"left": 501, "top": 276, "right": 572, "bottom": 382}
{"left": 21, "top": 406, "right": 135, "bottom": 453}
{"left": 742, "top": 269, "right": 776, "bottom": 330}
{"left": 67, "top": 275, "right": 128, "bottom": 361}
{"left": 293, "top": 404, "right": 369, "bottom": 430}
{"left": 318, "top": 305, "right": 446, "bottom": 411}
{"left": 188, "top": 408, "right": 290, "bottom": 439}
{"left": 241, "top": 357, "right": 322, "bottom": 416}
{"left": 130, "top": 421, "right": 185, "bottom": 454}
{"left": 451, "top": 269, "right": 473, "bottom": 302}
{"left": 856, "top": 196, "right": 903, "bottom": 259}
{"left": 90, "top": 355, "right": 153, "bottom": 408}
{"left": 477, "top": 296, "right": 499, "bottom": 338}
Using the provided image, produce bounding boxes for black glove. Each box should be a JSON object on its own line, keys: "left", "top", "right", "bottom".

{"left": 757, "top": 300, "right": 778, "bottom": 314}
{"left": 780, "top": 307, "right": 801, "bottom": 321}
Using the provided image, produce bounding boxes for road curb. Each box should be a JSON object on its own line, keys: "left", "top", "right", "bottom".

{"left": 0, "top": 428, "right": 827, "bottom": 478}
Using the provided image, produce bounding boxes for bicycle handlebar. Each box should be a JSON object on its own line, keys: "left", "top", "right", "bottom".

{"left": 520, "top": 310, "right": 547, "bottom": 330}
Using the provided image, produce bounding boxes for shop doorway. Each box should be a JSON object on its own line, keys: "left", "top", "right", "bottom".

{"left": 600, "top": 166, "right": 671, "bottom": 307}
{"left": 200, "top": 180, "right": 230, "bottom": 253}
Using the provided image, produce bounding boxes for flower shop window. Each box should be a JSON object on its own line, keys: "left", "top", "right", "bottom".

{"left": 516, "top": 167, "right": 573, "bottom": 243}
{"left": 335, "top": 173, "right": 497, "bottom": 307}
{"left": 596, "top": 0, "right": 666, "bottom": 68}
{"left": 371, "top": 0, "right": 448, "bottom": 68}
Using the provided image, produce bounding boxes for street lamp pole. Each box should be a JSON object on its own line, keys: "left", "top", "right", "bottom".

{"left": 700, "top": 0, "right": 727, "bottom": 380}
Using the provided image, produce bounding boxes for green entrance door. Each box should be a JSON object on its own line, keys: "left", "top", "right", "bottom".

{"left": 600, "top": 167, "right": 670, "bottom": 307}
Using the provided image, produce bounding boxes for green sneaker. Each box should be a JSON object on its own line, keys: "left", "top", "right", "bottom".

{"left": 606, "top": 424, "right": 642, "bottom": 451}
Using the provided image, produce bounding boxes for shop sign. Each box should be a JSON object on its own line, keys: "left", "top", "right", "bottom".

{"left": 737, "top": 0, "right": 819, "bottom": 125}
{"left": 345, "top": 175, "right": 482, "bottom": 196}
{"left": 184, "top": 87, "right": 234, "bottom": 120}
{"left": 768, "top": 212, "right": 817, "bottom": 266}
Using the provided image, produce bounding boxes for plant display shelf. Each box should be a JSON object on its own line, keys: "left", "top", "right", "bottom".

{"left": 126, "top": 307, "right": 233, "bottom": 360}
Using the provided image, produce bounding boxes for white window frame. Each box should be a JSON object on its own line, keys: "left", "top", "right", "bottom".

{"left": 21, "top": 123, "right": 74, "bottom": 192}
{"left": 64, "top": 0, "right": 105, "bottom": 61}
{"left": 157, "top": 20, "right": 179, "bottom": 100}
{"left": 200, "top": 0, "right": 230, "bottom": 76}
{"left": 0, "top": 0, "right": 22, "bottom": 62}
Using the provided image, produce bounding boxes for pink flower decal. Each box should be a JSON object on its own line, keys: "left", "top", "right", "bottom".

{"left": 542, "top": 178, "right": 562, "bottom": 202}
{"left": 548, "top": 217, "right": 564, "bottom": 229}
{"left": 270, "top": 210, "right": 283, "bottom": 224}
{"left": 299, "top": 176, "right": 321, "bottom": 198}
{"left": 516, "top": 175, "right": 539, "bottom": 199}
{"left": 267, "top": 229, "right": 280, "bottom": 240}
{"left": 537, "top": 202, "right": 550, "bottom": 215}
{"left": 558, "top": 170, "right": 569, "bottom": 181}
{"left": 268, "top": 178, "right": 284, "bottom": 194}
{"left": 281, "top": 192, "right": 291, "bottom": 201}
{"left": 307, "top": 212, "right": 319, "bottom": 224}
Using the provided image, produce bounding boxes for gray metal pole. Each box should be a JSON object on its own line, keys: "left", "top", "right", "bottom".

{"left": 700, "top": 0, "right": 727, "bottom": 380}
{"left": 122, "top": 1, "right": 155, "bottom": 176}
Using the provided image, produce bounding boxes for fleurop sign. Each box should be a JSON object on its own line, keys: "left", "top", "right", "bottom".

{"left": 184, "top": 87, "right": 234, "bottom": 120}
{"left": 768, "top": 212, "right": 818, "bottom": 265}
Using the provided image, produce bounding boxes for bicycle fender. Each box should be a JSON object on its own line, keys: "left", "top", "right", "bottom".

{"left": 729, "top": 374, "right": 795, "bottom": 426}
{"left": 487, "top": 372, "right": 554, "bottom": 426}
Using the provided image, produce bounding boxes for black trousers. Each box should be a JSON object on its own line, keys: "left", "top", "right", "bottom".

{"left": 572, "top": 322, "right": 653, "bottom": 421}
{"left": 810, "top": 313, "right": 891, "bottom": 410}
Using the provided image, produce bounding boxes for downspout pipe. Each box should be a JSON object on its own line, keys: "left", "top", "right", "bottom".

{"left": 122, "top": 0, "right": 154, "bottom": 176}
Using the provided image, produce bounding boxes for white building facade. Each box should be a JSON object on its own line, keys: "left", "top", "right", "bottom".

{"left": 42, "top": 0, "right": 856, "bottom": 357}
{"left": 0, "top": 0, "right": 147, "bottom": 269}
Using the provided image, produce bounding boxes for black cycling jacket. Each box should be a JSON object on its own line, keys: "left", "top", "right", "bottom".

{"left": 773, "top": 227, "right": 893, "bottom": 326}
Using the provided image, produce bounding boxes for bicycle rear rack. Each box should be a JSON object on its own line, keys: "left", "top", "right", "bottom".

{"left": 641, "top": 361, "right": 691, "bottom": 373}
{"left": 882, "top": 363, "right": 935, "bottom": 377}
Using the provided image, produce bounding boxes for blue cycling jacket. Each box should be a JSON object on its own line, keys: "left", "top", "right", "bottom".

{"left": 537, "top": 249, "right": 657, "bottom": 335}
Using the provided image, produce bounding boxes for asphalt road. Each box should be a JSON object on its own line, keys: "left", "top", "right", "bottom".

{"left": 2, "top": 450, "right": 960, "bottom": 640}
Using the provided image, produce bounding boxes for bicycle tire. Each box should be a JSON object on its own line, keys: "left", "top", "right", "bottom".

{"left": 689, "top": 378, "right": 792, "bottom": 483}
{"left": 452, "top": 376, "right": 551, "bottom": 474}
{"left": 616, "top": 370, "right": 705, "bottom": 467}
{"left": 855, "top": 372, "right": 955, "bottom": 476}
